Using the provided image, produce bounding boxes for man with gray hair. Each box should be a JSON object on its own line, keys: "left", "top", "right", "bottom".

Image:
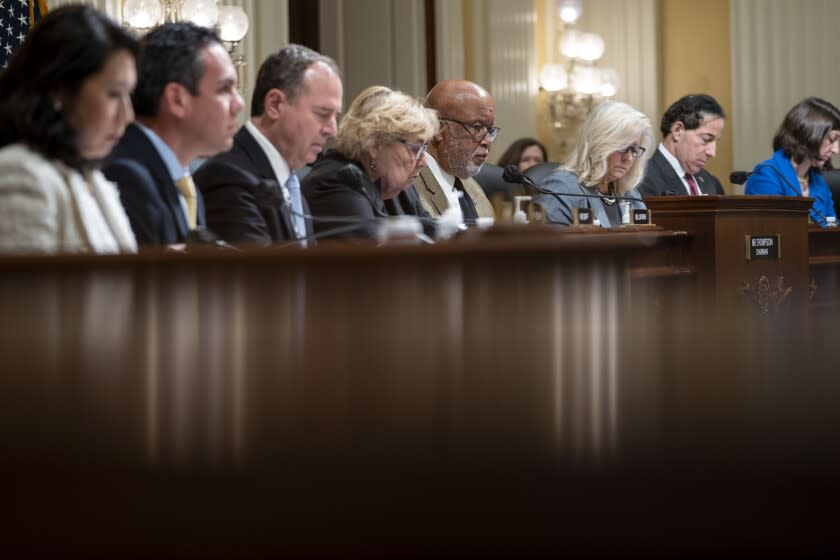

{"left": 194, "top": 44, "right": 343, "bottom": 244}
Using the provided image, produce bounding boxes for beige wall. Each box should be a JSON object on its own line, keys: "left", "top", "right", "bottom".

{"left": 660, "top": 0, "right": 733, "bottom": 191}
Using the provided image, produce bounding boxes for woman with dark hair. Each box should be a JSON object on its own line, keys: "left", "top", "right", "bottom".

{"left": 746, "top": 97, "right": 840, "bottom": 226}
{"left": 0, "top": 5, "right": 138, "bottom": 253}
{"left": 497, "top": 137, "right": 548, "bottom": 172}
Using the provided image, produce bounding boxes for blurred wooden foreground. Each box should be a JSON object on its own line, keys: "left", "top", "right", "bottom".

{"left": 2, "top": 213, "right": 840, "bottom": 557}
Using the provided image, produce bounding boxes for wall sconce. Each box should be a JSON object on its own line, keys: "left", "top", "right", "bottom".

{"left": 539, "top": 0, "right": 619, "bottom": 128}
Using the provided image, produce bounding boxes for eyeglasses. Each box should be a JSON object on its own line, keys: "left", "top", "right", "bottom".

{"left": 398, "top": 138, "right": 428, "bottom": 165}
{"left": 440, "top": 118, "right": 501, "bottom": 143}
{"left": 616, "top": 145, "right": 647, "bottom": 159}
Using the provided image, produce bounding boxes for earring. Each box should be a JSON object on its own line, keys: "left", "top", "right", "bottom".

{"left": 52, "top": 99, "right": 62, "bottom": 112}
{"left": 370, "top": 160, "right": 377, "bottom": 172}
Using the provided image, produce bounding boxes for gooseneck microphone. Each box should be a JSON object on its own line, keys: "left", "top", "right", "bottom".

{"left": 729, "top": 171, "right": 751, "bottom": 185}
{"left": 502, "top": 164, "right": 646, "bottom": 225}
{"left": 502, "top": 165, "right": 640, "bottom": 203}
{"left": 732, "top": 165, "right": 828, "bottom": 226}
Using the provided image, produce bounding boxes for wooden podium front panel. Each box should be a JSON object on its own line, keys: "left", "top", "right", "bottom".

{"left": 646, "top": 195, "right": 812, "bottom": 312}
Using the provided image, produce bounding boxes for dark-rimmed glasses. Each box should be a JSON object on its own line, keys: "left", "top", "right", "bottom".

{"left": 398, "top": 138, "right": 428, "bottom": 165}
{"left": 617, "top": 145, "right": 647, "bottom": 159}
{"left": 440, "top": 118, "right": 501, "bottom": 143}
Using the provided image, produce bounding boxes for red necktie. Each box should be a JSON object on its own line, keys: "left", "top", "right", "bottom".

{"left": 685, "top": 174, "right": 700, "bottom": 196}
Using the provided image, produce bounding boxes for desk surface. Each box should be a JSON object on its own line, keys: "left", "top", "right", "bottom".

{"left": 1, "top": 227, "right": 838, "bottom": 557}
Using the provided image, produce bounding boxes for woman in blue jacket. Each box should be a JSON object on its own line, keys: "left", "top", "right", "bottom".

{"left": 745, "top": 97, "right": 840, "bottom": 226}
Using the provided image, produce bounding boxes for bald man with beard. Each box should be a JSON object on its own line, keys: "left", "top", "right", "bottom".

{"left": 413, "top": 80, "right": 498, "bottom": 223}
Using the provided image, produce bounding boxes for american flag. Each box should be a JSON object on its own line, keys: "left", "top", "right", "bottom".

{"left": 0, "top": 0, "right": 47, "bottom": 69}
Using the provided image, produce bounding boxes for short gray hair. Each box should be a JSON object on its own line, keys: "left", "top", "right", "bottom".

{"left": 251, "top": 44, "right": 340, "bottom": 117}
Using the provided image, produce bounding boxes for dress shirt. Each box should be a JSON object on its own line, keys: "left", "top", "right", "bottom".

{"left": 658, "top": 143, "right": 696, "bottom": 195}
{"left": 244, "top": 120, "right": 292, "bottom": 202}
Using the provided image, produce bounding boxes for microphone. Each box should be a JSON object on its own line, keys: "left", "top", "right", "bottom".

{"left": 503, "top": 165, "right": 640, "bottom": 203}
{"left": 737, "top": 164, "right": 829, "bottom": 226}
{"left": 185, "top": 227, "right": 241, "bottom": 251}
{"left": 503, "top": 164, "right": 646, "bottom": 225}
{"left": 729, "top": 171, "right": 750, "bottom": 185}
{"left": 200, "top": 161, "right": 437, "bottom": 244}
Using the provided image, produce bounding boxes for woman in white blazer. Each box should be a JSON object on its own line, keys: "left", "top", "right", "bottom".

{"left": 0, "top": 5, "right": 138, "bottom": 254}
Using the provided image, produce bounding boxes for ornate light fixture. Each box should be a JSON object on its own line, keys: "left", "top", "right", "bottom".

{"left": 539, "top": 0, "right": 619, "bottom": 128}
{"left": 122, "top": 0, "right": 250, "bottom": 77}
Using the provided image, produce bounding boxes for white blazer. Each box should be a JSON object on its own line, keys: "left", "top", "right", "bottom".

{"left": 0, "top": 144, "right": 137, "bottom": 254}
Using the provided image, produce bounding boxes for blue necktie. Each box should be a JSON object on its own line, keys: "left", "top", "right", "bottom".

{"left": 286, "top": 173, "right": 307, "bottom": 245}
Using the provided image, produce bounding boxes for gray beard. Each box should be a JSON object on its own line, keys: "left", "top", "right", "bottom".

{"left": 444, "top": 139, "right": 481, "bottom": 179}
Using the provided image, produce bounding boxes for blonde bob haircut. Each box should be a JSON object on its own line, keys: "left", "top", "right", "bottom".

{"left": 336, "top": 85, "right": 439, "bottom": 162}
{"left": 562, "top": 100, "right": 656, "bottom": 194}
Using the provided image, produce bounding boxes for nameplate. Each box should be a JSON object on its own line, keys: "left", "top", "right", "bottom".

{"left": 745, "top": 234, "right": 781, "bottom": 260}
{"left": 631, "top": 209, "right": 651, "bottom": 225}
{"left": 573, "top": 208, "right": 593, "bottom": 225}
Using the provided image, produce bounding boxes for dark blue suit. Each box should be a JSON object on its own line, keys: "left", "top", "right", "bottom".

{"left": 104, "top": 123, "right": 205, "bottom": 244}
{"left": 193, "top": 126, "right": 311, "bottom": 244}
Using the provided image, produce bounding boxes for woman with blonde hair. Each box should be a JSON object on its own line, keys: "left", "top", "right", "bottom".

{"left": 534, "top": 101, "right": 655, "bottom": 226}
{"left": 302, "top": 85, "right": 439, "bottom": 238}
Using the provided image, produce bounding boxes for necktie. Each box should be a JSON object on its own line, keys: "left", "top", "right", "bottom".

{"left": 454, "top": 178, "right": 479, "bottom": 222}
{"left": 286, "top": 173, "right": 307, "bottom": 244}
{"left": 176, "top": 175, "right": 197, "bottom": 229}
{"left": 685, "top": 173, "right": 701, "bottom": 196}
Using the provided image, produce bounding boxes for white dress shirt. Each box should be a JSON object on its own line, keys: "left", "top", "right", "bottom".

{"left": 658, "top": 143, "right": 700, "bottom": 195}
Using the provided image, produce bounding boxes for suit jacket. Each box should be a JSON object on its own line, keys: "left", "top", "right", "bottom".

{"left": 534, "top": 169, "right": 646, "bottom": 227}
{"left": 0, "top": 143, "right": 137, "bottom": 254}
{"left": 413, "top": 166, "right": 494, "bottom": 219}
{"left": 302, "top": 149, "right": 430, "bottom": 239}
{"left": 193, "top": 126, "right": 313, "bottom": 244}
{"left": 103, "top": 123, "right": 206, "bottom": 245}
{"left": 638, "top": 148, "right": 724, "bottom": 197}
{"left": 745, "top": 148, "right": 837, "bottom": 224}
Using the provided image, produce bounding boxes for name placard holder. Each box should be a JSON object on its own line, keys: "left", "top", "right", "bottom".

{"left": 573, "top": 208, "right": 594, "bottom": 225}
{"left": 631, "top": 209, "right": 652, "bottom": 225}
{"left": 745, "top": 234, "right": 781, "bottom": 260}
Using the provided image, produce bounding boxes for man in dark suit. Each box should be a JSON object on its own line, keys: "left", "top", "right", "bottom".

{"left": 104, "top": 23, "right": 245, "bottom": 245}
{"left": 193, "top": 45, "right": 343, "bottom": 246}
{"left": 639, "top": 94, "right": 726, "bottom": 198}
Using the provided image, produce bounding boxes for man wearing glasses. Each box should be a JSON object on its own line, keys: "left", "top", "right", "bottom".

{"left": 414, "top": 80, "right": 499, "bottom": 224}
{"left": 638, "top": 94, "right": 726, "bottom": 197}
